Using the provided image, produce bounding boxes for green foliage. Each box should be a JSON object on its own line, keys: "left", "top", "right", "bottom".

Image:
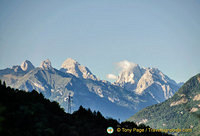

{"left": 0, "top": 81, "right": 171, "bottom": 136}
{"left": 127, "top": 74, "right": 200, "bottom": 136}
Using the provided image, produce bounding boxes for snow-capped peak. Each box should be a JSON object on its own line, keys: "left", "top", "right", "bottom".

{"left": 20, "top": 60, "right": 35, "bottom": 72}
{"left": 111, "top": 60, "right": 179, "bottom": 102}
{"left": 61, "top": 58, "right": 79, "bottom": 68}
{"left": 40, "top": 59, "right": 53, "bottom": 70}
{"left": 60, "top": 58, "right": 97, "bottom": 80}
{"left": 115, "top": 62, "right": 144, "bottom": 85}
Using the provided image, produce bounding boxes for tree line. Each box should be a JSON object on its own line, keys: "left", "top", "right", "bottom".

{"left": 0, "top": 80, "right": 172, "bottom": 136}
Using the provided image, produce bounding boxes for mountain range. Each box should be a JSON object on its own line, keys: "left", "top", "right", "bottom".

{"left": 114, "top": 61, "right": 180, "bottom": 109}
{"left": 127, "top": 73, "right": 200, "bottom": 136}
{"left": 0, "top": 80, "right": 172, "bottom": 136}
{"left": 0, "top": 58, "right": 181, "bottom": 120}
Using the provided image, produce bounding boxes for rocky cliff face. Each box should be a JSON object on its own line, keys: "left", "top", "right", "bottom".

{"left": 60, "top": 58, "right": 97, "bottom": 80}
{"left": 0, "top": 58, "right": 181, "bottom": 121}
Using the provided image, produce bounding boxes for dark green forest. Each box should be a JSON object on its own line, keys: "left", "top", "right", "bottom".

{"left": 0, "top": 81, "right": 171, "bottom": 136}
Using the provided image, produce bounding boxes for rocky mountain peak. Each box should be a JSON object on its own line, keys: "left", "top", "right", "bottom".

{"left": 60, "top": 58, "right": 97, "bottom": 80}
{"left": 115, "top": 63, "right": 144, "bottom": 85}
{"left": 40, "top": 59, "right": 53, "bottom": 70}
{"left": 20, "top": 60, "right": 35, "bottom": 72}
{"left": 12, "top": 65, "right": 23, "bottom": 72}
{"left": 61, "top": 58, "right": 79, "bottom": 68}
{"left": 112, "top": 60, "right": 179, "bottom": 102}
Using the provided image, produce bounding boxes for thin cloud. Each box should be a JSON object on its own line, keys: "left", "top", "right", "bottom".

{"left": 106, "top": 74, "right": 117, "bottom": 80}
{"left": 116, "top": 60, "right": 138, "bottom": 72}
{"left": 107, "top": 60, "right": 138, "bottom": 81}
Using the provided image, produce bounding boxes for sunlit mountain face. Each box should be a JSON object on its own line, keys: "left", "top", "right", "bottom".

{"left": 0, "top": 58, "right": 181, "bottom": 121}
{"left": 127, "top": 73, "right": 200, "bottom": 136}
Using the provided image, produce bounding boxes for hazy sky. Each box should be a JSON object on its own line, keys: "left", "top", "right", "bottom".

{"left": 0, "top": 0, "right": 199, "bottom": 83}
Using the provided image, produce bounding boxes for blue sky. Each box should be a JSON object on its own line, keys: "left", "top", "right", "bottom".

{"left": 0, "top": 0, "right": 199, "bottom": 83}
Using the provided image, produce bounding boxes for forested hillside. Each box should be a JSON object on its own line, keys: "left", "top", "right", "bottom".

{"left": 0, "top": 81, "right": 171, "bottom": 136}
{"left": 127, "top": 74, "right": 200, "bottom": 136}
